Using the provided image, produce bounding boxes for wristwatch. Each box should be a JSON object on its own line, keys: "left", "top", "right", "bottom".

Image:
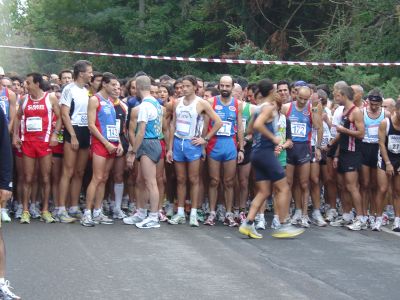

{"left": 204, "top": 136, "right": 210, "bottom": 142}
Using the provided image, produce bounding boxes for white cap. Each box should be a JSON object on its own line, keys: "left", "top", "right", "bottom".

{"left": 0, "top": 66, "right": 4, "bottom": 75}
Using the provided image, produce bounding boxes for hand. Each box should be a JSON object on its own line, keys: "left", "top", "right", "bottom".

{"left": 191, "top": 137, "right": 206, "bottom": 146}
{"left": 272, "top": 136, "right": 281, "bottom": 145}
{"left": 116, "top": 144, "right": 124, "bottom": 157}
{"left": 126, "top": 152, "right": 136, "bottom": 169}
{"left": 237, "top": 151, "right": 244, "bottom": 164}
{"left": 105, "top": 142, "right": 117, "bottom": 154}
{"left": 315, "top": 148, "right": 321, "bottom": 161}
{"left": 333, "top": 157, "right": 338, "bottom": 169}
{"left": 49, "top": 133, "right": 58, "bottom": 147}
{"left": 71, "top": 135, "right": 79, "bottom": 150}
{"left": 336, "top": 125, "right": 345, "bottom": 133}
{"left": 386, "top": 163, "right": 394, "bottom": 176}
{"left": 166, "top": 150, "right": 173, "bottom": 163}
{"left": 0, "top": 189, "right": 12, "bottom": 205}
{"left": 12, "top": 135, "right": 22, "bottom": 149}
{"left": 274, "top": 145, "right": 283, "bottom": 157}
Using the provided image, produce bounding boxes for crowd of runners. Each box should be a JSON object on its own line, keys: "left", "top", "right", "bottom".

{"left": 1, "top": 60, "right": 400, "bottom": 240}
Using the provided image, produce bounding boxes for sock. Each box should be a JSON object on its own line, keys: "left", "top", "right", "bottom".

{"left": 84, "top": 209, "right": 91, "bottom": 216}
{"left": 69, "top": 206, "right": 79, "bottom": 213}
{"left": 343, "top": 213, "right": 352, "bottom": 221}
{"left": 149, "top": 212, "right": 158, "bottom": 220}
{"left": 190, "top": 208, "right": 197, "bottom": 217}
{"left": 259, "top": 214, "right": 264, "bottom": 220}
{"left": 93, "top": 208, "right": 101, "bottom": 217}
{"left": 246, "top": 219, "right": 254, "bottom": 225}
{"left": 210, "top": 210, "right": 216, "bottom": 216}
{"left": 58, "top": 206, "right": 65, "bottom": 213}
{"left": 177, "top": 207, "right": 184, "bottom": 216}
{"left": 0, "top": 278, "right": 4, "bottom": 285}
{"left": 114, "top": 183, "right": 124, "bottom": 211}
{"left": 139, "top": 208, "right": 147, "bottom": 218}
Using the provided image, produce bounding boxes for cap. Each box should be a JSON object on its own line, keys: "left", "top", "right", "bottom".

{"left": 0, "top": 66, "right": 4, "bottom": 76}
{"left": 294, "top": 80, "right": 307, "bottom": 87}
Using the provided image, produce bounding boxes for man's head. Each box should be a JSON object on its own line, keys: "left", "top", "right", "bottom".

{"left": 135, "top": 75, "right": 151, "bottom": 98}
{"left": 196, "top": 77, "right": 204, "bottom": 97}
{"left": 317, "top": 89, "right": 328, "bottom": 106}
{"left": 219, "top": 75, "right": 234, "bottom": 98}
{"left": 351, "top": 84, "right": 364, "bottom": 103}
{"left": 10, "top": 76, "right": 23, "bottom": 95}
{"left": 25, "top": 72, "right": 45, "bottom": 95}
{"left": 277, "top": 80, "right": 290, "bottom": 103}
{"left": 203, "top": 87, "right": 219, "bottom": 100}
{"left": 232, "top": 83, "right": 243, "bottom": 101}
{"left": 383, "top": 98, "right": 396, "bottom": 115}
{"left": 150, "top": 81, "right": 160, "bottom": 98}
{"left": 50, "top": 73, "right": 60, "bottom": 84}
{"left": 100, "top": 72, "right": 120, "bottom": 98}
{"left": 73, "top": 60, "right": 93, "bottom": 84}
{"left": 182, "top": 75, "right": 197, "bottom": 98}
{"left": 126, "top": 78, "right": 136, "bottom": 97}
{"left": 90, "top": 71, "right": 103, "bottom": 92}
{"left": 366, "top": 88, "right": 383, "bottom": 113}
{"left": 333, "top": 81, "right": 348, "bottom": 104}
{"left": 296, "top": 86, "right": 312, "bottom": 108}
{"left": 59, "top": 69, "right": 73, "bottom": 85}
{"left": 173, "top": 78, "right": 183, "bottom": 98}
{"left": 337, "top": 85, "right": 354, "bottom": 105}
{"left": 1, "top": 77, "right": 12, "bottom": 89}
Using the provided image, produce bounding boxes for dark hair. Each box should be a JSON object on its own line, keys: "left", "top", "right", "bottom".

{"left": 73, "top": 60, "right": 92, "bottom": 80}
{"left": 91, "top": 71, "right": 103, "bottom": 83}
{"left": 205, "top": 87, "right": 220, "bottom": 97}
{"left": 173, "top": 78, "right": 183, "bottom": 88}
{"left": 98, "top": 72, "right": 117, "bottom": 91}
{"left": 159, "top": 74, "right": 173, "bottom": 82}
{"left": 59, "top": 69, "right": 72, "bottom": 79}
{"left": 10, "top": 76, "right": 23, "bottom": 84}
{"left": 277, "top": 80, "right": 290, "bottom": 91}
{"left": 206, "top": 82, "right": 218, "bottom": 88}
{"left": 256, "top": 79, "right": 274, "bottom": 98}
{"left": 235, "top": 76, "right": 248, "bottom": 89}
{"left": 367, "top": 88, "right": 383, "bottom": 102}
{"left": 307, "top": 83, "right": 317, "bottom": 93}
{"left": 26, "top": 72, "right": 46, "bottom": 90}
{"left": 134, "top": 71, "right": 147, "bottom": 78}
{"left": 182, "top": 75, "right": 197, "bottom": 87}
{"left": 247, "top": 83, "right": 258, "bottom": 93}
{"left": 338, "top": 85, "right": 354, "bottom": 101}
{"left": 126, "top": 78, "right": 136, "bottom": 96}
{"left": 160, "top": 83, "right": 174, "bottom": 97}
{"left": 316, "top": 84, "right": 330, "bottom": 98}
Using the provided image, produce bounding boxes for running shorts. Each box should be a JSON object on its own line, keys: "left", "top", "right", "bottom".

{"left": 338, "top": 151, "right": 362, "bottom": 173}
{"left": 361, "top": 142, "right": 379, "bottom": 168}
{"left": 287, "top": 142, "right": 311, "bottom": 165}
{"left": 207, "top": 136, "right": 237, "bottom": 162}
{"left": 137, "top": 139, "right": 162, "bottom": 163}
{"left": 251, "top": 148, "right": 285, "bottom": 182}
{"left": 173, "top": 137, "right": 202, "bottom": 162}
{"left": 22, "top": 141, "right": 52, "bottom": 158}
{"left": 64, "top": 126, "right": 91, "bottom": 149}
{"left": 91, "top": 141, "right": 118, "bottom": 159}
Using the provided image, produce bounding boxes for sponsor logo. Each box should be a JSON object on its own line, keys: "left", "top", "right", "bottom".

{"left": 27, "top": 104, "right": 45, "bottom": 110}
{"left": 229, "top": 106, "right": 236, "bottom": 112}
{"left": 215, "top": 105, "right": 223, "bottom": 110}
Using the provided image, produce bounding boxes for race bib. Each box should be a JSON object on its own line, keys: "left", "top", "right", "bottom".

{"left": 77, "top": 112, "right": 88, "bottom": 127}
{"left": 106, "top": 125, "right": 119, "bottom": 142}
{"left": 217, "top": 121, "right": 232, "bottom": 136}
{"left": 368, "top": 126, "right": 379, "bottom": 138}
{"left": 322, "top": 136, "right": 329, "bottom": 147}
{"left": 116, "top": 119, "right": 121, "bottom": 136}
{"left": 176, "top": 119, "right": 191, "bottom": 136}
{"left": 330, "top": 125, "right": 337, "bottom": 137}
{"left": 388, "top": 135, "right": 400, "bottom": 154}
{"left": 291, "top": 122, "right": 306, "bottom": 138}
{"left": 26, "top": 117, "right": 42, "bottom": 132}
{"left": 242, "top": 118, "right": 247, "bottom": 132}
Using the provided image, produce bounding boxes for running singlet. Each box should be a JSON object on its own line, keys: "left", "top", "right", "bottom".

{"left": 385, "top": 118, "right": 400, "bottom": 157}
{"left": 113, "top": 99, "right": 127, "bottom": 137}
{"left": 0, "top": 87, "right": 10, "bottom": 124}
{"left": 21, "top": 93, "right": 52, "bottom": 142}
{"left": 363, "top": 107, "right": 385, "bottom": 143}
{"left": 286, "top": 101, "right": 312, "bottom": 143}
{"left": 311, "top": 107, "right": 331, "bottom": 147}
{"left": 331, "top": 106, "right": 344, "bottom": 138}
{"left": 140, "top": 97, "right": 162, "bottom": 139}
{"left": 339, "top": 105, "right": 360, "bottom": 152}
{"left": 242, "top": 102, "right": 251, "bottom": 133}
{"left": 175, "top": 96, "right": 203, "bottom": 139}
{"left": 252, "top": 108, "right": 276, "bottom": 152}
{"left": 209, "top": 96, "right": 238, "bottom": 137}
{"left": 94, "top": 93, "right": 119, "bottom": 143}
{"left": 60, "top": 82, "right": 89, "bottom": 127}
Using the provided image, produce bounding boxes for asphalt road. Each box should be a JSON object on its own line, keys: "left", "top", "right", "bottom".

{"left": 2, "top": 218, "right": 400, "bottom": 300}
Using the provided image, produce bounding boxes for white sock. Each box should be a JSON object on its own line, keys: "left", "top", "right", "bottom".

{"left": 149, "top": 212, "right": 158, "bottom": 220}
{"left": 58, "top": 206, "right": 65, "bottom": 213}
{"left": 93, "top": 208, "right": 101, "bottom": 217}
{"left": 114, "top": 183, "right": 124, "bottom": 211}
{"left": 0, "top": 278, "right": 4, "bottom": 285}
{"left": 177, "top": 207, "right": 184, "bottom": 216}
{"left": 190, "top": 208, "right": 197, "bottom": 217}
{"left": 139, "top": 208, "right": 147, "bottom": 218}
{"left": 84, "top": 209, "right": 91, "bottom": 216}
{"left": 259, "top": 214, "right": 264, "bottom": 220}
{"left": 69, "top": 206, "right": 79, "bottom": 213}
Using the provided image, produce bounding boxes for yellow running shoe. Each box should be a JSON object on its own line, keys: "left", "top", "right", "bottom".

{"left": 41, "top": 211, "right": 55, "bottom": 223}
{"left": 272, "top": 223, "right": 305, "bottom": 238}
{"left": 20, "top": 211, "right": 31, "bottom": 224}
{"left": 239, "top": 222, "right": 263, "bottom": 239}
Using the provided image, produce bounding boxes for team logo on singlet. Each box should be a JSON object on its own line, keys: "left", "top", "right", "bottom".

{"left": 229, "top": 106, "right": 236, "bottom": 112}
{"left": 215, "top": 105, "right": 223, "bottom": 110}
{"left": 0, "top": 96, "right": 7, "bottom": 101}
{"left": 303, "top": 110, "right": 310, "bottom": 116}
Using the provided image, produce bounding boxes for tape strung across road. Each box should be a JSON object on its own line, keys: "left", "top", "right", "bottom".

{"left": 1, "top": 45, "right": 400, "bottom": 67}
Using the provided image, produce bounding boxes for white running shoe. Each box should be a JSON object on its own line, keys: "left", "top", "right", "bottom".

{"left": 347, "top": 219, "right": 363, "bottom": 231}
{"left": 113, "top": 209, "right": 127, "bottom": 220}
{"left": 136, "top": 217, "right": 160, "bottom": 229}
{"left": 123, "top": 213, "right": 144, "bottom": 225}
{"left": 29, "top": 204, "right": 41, "bottom": 219}
{"left": 15, "top": 204, "right": 23, "bottom": 219}
{"left": 300, "top": 215, "right": 310, "bottom": 228}
{"left": 189, "top": 214, "right": 199, "bottom": 227}
{"left": 0, "top": 280, "right": 21, "bottom": 299}
{"left": 392, "top": 217, "right": 400, "bottom": 232}
{"left": 271, "top": 215, "right": 281, "bottom": 229}
{"left": 291, "top": 209, "right": 302, "bottom": 225}
{"left": 1, "top": 209, "right": 11, "bottom": 223}
{"left": 368, "top": 215, "right": 376, "bottom": 229}
{"left": 216, "top": 205, "right": 226, "bottom": 222}
{"left": 372, "top": 216, "right": 382, "bottom": 232}
{"left": 93, "top": 212, "right": 114, "bottom": 225}
{"left": 312, "top": 210, "right": 327, "bottom": 227}
{"left": 382, "top": 212, "right": 390, "bottom": 226}
{"left": 255, "top": 218, "right": 266, "bottom": 230}
{"left": 168, "top": 214, "right": 186, "bottom": 225}
{"left": 325, "top": 208, "right": 338, "bottom": 222}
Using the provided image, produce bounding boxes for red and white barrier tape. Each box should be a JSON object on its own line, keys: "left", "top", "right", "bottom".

{"left": 1, "top": 45, "right": 399, "bottom": 67}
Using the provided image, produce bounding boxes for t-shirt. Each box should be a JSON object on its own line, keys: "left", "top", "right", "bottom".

{"left": 60, "top": 82, "right": 89, "bottom": 127}
{"left": 137, "top": 99, "right": 159, "bottom": 123}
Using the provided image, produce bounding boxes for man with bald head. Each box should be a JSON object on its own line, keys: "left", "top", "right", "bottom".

{"left": 351, "top": 85, "right": 365, "bottom": 108}
{"left": 383, "top": 98, "right": 396, "bottom": 115}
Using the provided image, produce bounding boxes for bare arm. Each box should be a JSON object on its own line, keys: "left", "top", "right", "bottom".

{"left": 236, "top": 102, "right": 244, "bottom": 151}
{"left": 131, "top": 122, "right": 145, "bottom": 153}
{"left": 7, "top": 89, "right": 16, "bottom": 133}
{"left": 202, "top": 100, "right": 222, "bottom": 140}
{"left": 253, "top": 105, "right": 280, "bottom": 144}
{"left": 337, "top": 109, "right": 365, "bottom": 139}
{"left": 378, "top": 119, "right": 392, "bottom": 173}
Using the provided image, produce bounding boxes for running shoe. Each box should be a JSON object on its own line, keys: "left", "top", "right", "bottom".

{"left": 368, "top": 215, "right": 376, "bottom": 229}
{"left": 41, "top": 211, "right": 55, "bottom": 223}
{"left": 347, "top": 219, "right": 363, "bottom": 231}
{"left": 58, "top": 210, "right": 76, "bottom": 223}
{"left": 386, "top": 205, "right": 395, "bottom": 220}
{"left": 239, "top": 222, "right": 262, "bottom": 239}
{"left": 123, "top": 213, "right": 144, "bottom": 225}
{"left": 392, "top": 217, "right": 400, "bottom": 232}
{"left": 223, "top": 214, "right": 239, "bottom": 227}
{"left": 312, "top": 210, "right": 327, "bottom": 227}
{"left": 190, "top": 214, "right": 199, "bottom": 227}
{"left": 255, "top": 218, "right": 266, "bottom": 230}
{"left": 196, "top": 209, "right": 205, "bottom": 222}
{"left": 121, "top": 198, "right": 129, "bottom": 210}
{"left": 128, "top": 202, "right": 136, "bottom": 213}
{"left": 15, "top": 204, "right": 23, "bottom": 219}
{"left": 204, "top": 213, "right": 216, "bottom": 226}
{"left": 80, "top": 214, "right": 95, "bottom": 227}
{"left": 233, "top": 211, "right": 240, "bottom": 224}
{"left": 29, "top": 205, "right": 41, "bottom": 219}
{"left": 300, "top": 215, "right": 310, "bottom": 228}
{"left": 271, "top": 215, "right": 281, "bottom": 229}
{"left": 93, "top": 212, "right": 114, "bottom": 225}
{"left": 272, "top": 223, "right": 305, "bottom": 238}
{"left": 202, "top": 201, "right": 210, "bottom": 214}
{"left": 20, "top": 211, "right": 30, "bottom": 224}
{"left": 68, "top": 209, "right": 83, "bottom": 219}
{"left": 239, "top": 211, "right": 247, "bottom": 224}
{"left": 0, "top": 280, "right": 21, "bottom": 299}
{"left": 382, "top": 212, "right": 390, "bottom": 226}
{"left": 165, "top": 203, "right": 174, "bottom": 217}
{"left": 158, "top": 210, "right": 168, "bottom": 222}
{"left": 168, "top": 214, "right": 186, "bottom": 225}
{"left": 291, "top": 209, "right": 302, "bottom": 225}
{"left": 1, "top": 209, "right": 11, "bottom": 223}
{"left": 113, "top": 209, "right": 127, "bottom": 220}
{"left": 330, "top": 215, "right": 352, "bottom": 227}
{"left": 136, "top": 217, "right": 160, "bottom": 229}
{"left": 372, "top": 216, "right": 382, "bottom": 232}
{"left": 216, "top": 205, "right": 226, "bottom": 222}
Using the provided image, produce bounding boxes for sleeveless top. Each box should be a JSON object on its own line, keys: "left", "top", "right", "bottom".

{"left": 339, "top": 105, "right": 360, "bottom": 152}
{"left": 209, "top": 96, "right": 238, "bottom": 137}
{"left": 362, "top": 107, "right": 385, "bottom": 143}
{"left": 252, "top": 103, "right": 276, "bottom": 152}
{"left": 142, "top": 97, "right": 162, "bottom": 139}
{"left": 113, "top": 98, "right": 127, "bottom": 137}
{"left": 21, "top": 92, "right": 52, "bottom": 142}
{"left": 385, "top": 117, "right": 400, "bottom": 159}
{"left": 0, "top": 87, "right": 10, "bottom": 124}
{"left": 94, "top": 93, "right": 118, "bottom": 143}
{"left": 286, "top": 101, "right": 312, "bottom": 143}
{"left": 175, "top": 96, "right": 203, "bottom": 139}
{"left": 242, "top": 102, "right": 251, "bottom": 133}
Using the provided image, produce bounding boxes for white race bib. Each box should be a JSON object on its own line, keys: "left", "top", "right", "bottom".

{"left": 242, "top": 118, "right": 247, "bottom": 132}
{"left": 77, "top": 112, "right": 88, "bottom": 127}
{"left": 368, "top": 126, "right": 379, "bottom": 138}
{"left": 26, "top": 117, "right": 42, "bottom": 132}
{"left": 217, "top": 121, "right": 232, "bottom": 136}
{"left": 116, "top": 119, "right": 121, "bottom": 136}
{"left": 291, "top": 122, "right": 306, "bottom": 138}
{"left": 388, "top": 135, "right": 400, "bottom": 154}
{"left": 106, "top": 125, "right": 119, "bottom": 142}
{"left": 176, "top": 119, "right": 191, "bottom": 136}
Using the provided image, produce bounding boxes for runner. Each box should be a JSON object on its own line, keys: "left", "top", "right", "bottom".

{"left": 81, "top": 72, "right": 123, "bottom": 227}
{"left": 277, "top": 80, "right": 291, "bottom": 104}
{"left": 204, "top": 75, "right": 245, "bottom": 227}
{"left": 13, "top": 72, "right": 61, "bottom": 224}
{"left": 166, "top": 75, "right": 222, "bottom": 227}
{"left": 239, "top": 79, "right": 304, "bottom": 238}
{"left": 59, "top": 69, "right": 73, "bottom": 86}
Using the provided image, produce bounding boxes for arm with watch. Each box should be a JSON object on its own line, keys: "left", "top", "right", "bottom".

{"left": 377, "top": 118, "right": 394, "bottom": 176}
